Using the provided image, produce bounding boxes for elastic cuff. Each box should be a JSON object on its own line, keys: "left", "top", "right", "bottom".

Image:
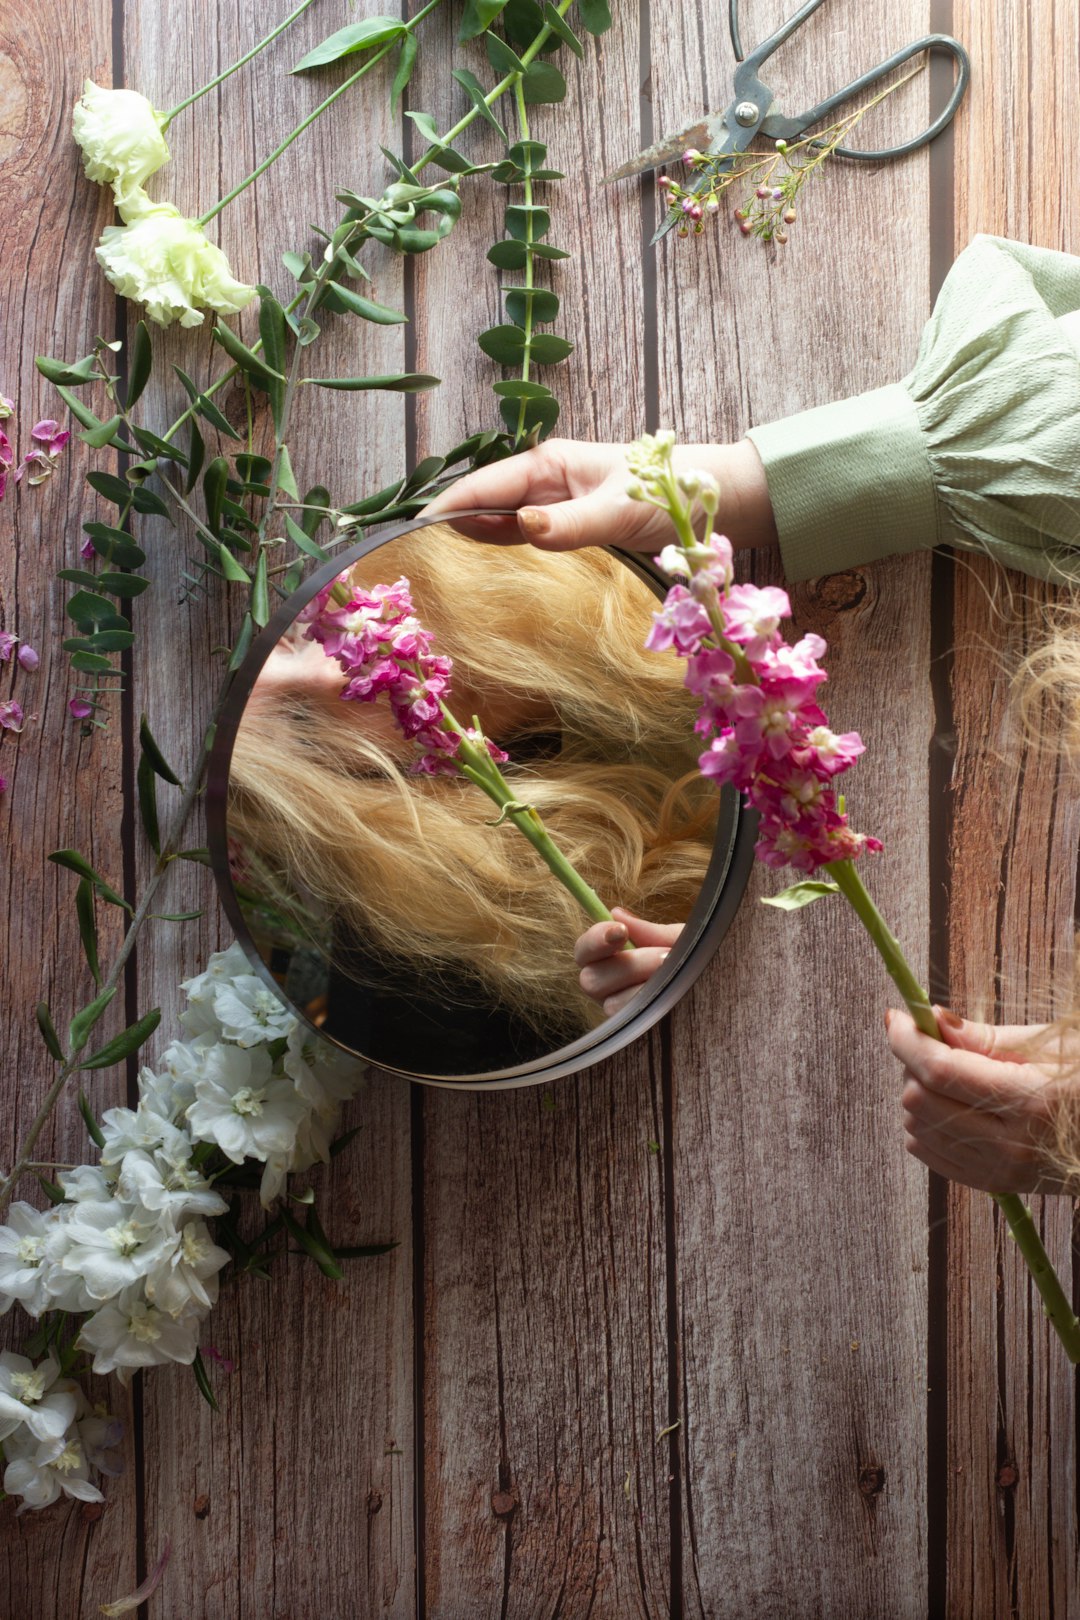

{"left": 746, "top": 383, "right": 940, "bottom": 582}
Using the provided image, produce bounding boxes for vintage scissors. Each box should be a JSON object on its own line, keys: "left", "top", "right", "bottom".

{"left": 603, "top": 0, "right": 970, "bottom": 243}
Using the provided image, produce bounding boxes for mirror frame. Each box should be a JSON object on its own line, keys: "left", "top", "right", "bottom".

{"left": 206, "top": 509, "right": 757, "bottom": 1090}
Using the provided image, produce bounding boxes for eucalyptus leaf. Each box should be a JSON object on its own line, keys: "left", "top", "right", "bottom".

{"left": 35, "top": 351, "right": 98, "bottom": 387}
{"left": 212, "top": 324, "right": 286, "bottom": 389}
{"left": 84, "top": 628, "right": 135, "bottom": 652}
{"left": 78, "top": 1090, "right": 107, "bottom": 1148}
{"left": 69, "top": 651, "right": 115, "bottom": 673}
{"left": 125, "top": 320, "right": 152, "bottom": 409}
{"left": 68, "top": 985, "right": 118, "bottom": 1055}
{"left": 577, "top": 0, "right": 612, "bottom": 32}
{"left": 390, "top": 31, "right": 419, "bottom": 112}
{"left": 486, "top": 239, "right": 529, "bottom": 270}
{"left": 85, "top": 471, "right": 136, "bottom": 509}
{"left": 185, "top": 418, "right": 205, "bottom": 493}
{"left": 75, "top": 879, "right": 100, "bottom": 985}
{"left": 99, "top": 572, "right": 150, "bottom": 599}
{"left": 140, "top": 714, "right": 181, "bottom": 785}
{"left": 504, "top": 286, "right": 560, "bottom": 325}
{"left": 325, "top": 282, "right": 407, "bottom": 324}
{"left": 137, "top": 753, "right": 160, "bottom": 853}
{"left": 57, "top": 569, "right": 100, "bottom": 588}
{"left": 305, "top": 373, "right": 440, "bottom": 392}
{"left": 292, "top": 16, "right": 405, "bottom": 72}
{"left": 459, "top": 0, "right": 507, "bottom": 38}
{"left": 49, "top": 849, "right": 130, "bottom": 911}
{"left": 477, "top": 324, "right": 528, "bottom": 364}
{"left": 36, "top": 1002, "right": 65, "bottom": 1063}
{"left": 81, "top": 525, "right": 146, "bottom": 570}
{"left": 485, "top": 31, "right": 527, "bottom": 77}
{"left": 527, "top": 332, "right": 574, "bottom": 364}
{"left": 251, "top": 549, "right": 270, "bottom": 628}
{"left": 491, "top": 379, "right": 553, "bottom": 398}
{"left": 500, "top": 392, "right": 560, "bottom": 436}
{"left": 173, "top": 366, "right": 242, "bottom": 440}
{"left": 522, "top": 60, "right": 566, "bottom": 103}
{"left": 451, "top": 68, "right": 507, "bottom": 140}
{"left": 760, "top": 880, "right": 841, "bottom": 911}
{"left": 80, "top": 1008, "right": 162, "bottom": 1071}
{"left": 66, "top": 589, "right": 117, "bottom": 627}
{"left": 541, "top": 3, "right": 583, "bottom": 54}
{"left": 505, "top": 204, "right": 551, "bottom": 241}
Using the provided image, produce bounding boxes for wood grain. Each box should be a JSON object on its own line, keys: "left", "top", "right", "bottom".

{"left": 650, "top": 0, "right": 936, "bottom": 1612}
{"left": 0, "top": 1, "right": 140, "bottom": 1611}
{"left": 948, "top": 4, "right": 1080, "bottom": 1611}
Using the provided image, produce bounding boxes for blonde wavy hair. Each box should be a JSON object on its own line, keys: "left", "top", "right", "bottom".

{"left": 227, "top": 525, "right": 717, "bottom": 1044}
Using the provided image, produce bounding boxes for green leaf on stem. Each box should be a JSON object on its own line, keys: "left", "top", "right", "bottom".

{"left": 284, "top": 513, "right": 329, "bottom": 562}
{"left": 338, "top": 479, "right": 405, "bottom": 517}
{"left": 130, "top": 426, "right": 188, "bottom": 469}
{"left": 526, "top": 331, "right": 573, "bottom": 364}
{"left": 505, "top": 203, "right": 551, "bottom": 240}
{"left": 212, "top": 324, "right": 286, "bottom": 390}
{"left": 282, "top": 250, "right": 314, "bottom": 283}
{"left": 125, "top": 320, "right": 152, "bottom": 409}
{"left": 504, "top": 286, "right": 560, "bottom": 324}
{"left": 173, "top": 366, "right": 242, "bottom": 440}
{"left": 57, "top": 569, "right": 100, "bottom": 588}
{"left": 492, "top": 379, "right": 554, "bottom": 398}
{"left": 137, "top": 753, "right": 161, "bottom": 853}
{"left": 304, "top": 372, "right": 440, "bottom": 392}
{"left": 79, "top": 628, "right": 134, "bottom": 653}
{"left": 760, "top": 880, "right": 841, "bottom": 911}
{"left": 68, "top": 985, "right": 118, "bottom": 1055}
{"left": 69, "top": 651, "right": 115, "bottom": 674}
{"left": 49, "top": 849, "right": 130, "bottom": 912}
{"left": 452, "top": 68, "right": 508, "bottom": 140}
{"left": 251, "top": 549, "right": 271, "bottom": 628}
{"left": 81, "top": 1008, "right": 161, "bottom": 1071}
{"left": 35, "top": 1175, "right": 67, "bottom": 1207}
{"left": 299, "top": 485, "right": 330, "bottom": 540}
{"left": 139, "top": 715, "right": 181, "bottom": 784}
{"left": 459, "top": 0, "right": 507, "bottom": 38}
{"left": 82, "top": 524, "right": 146, "bottom": 570}
{"left": 292, "top": 16, "right": 405, "bottom": 72}
{"left": 485, "top": 31, "right": 527, "bottom": 76}
{"left": 390, "top": 31, "right": 419, "bottom": 111}
{"left": 229, "top": 614, "right": 255, "bottom": 672}
{"left": 36, "top": 1002, "right": 65, "bottom": 1063}
{"left": 186, "top": 419, "right": 206, "bottom": 493}
{"left": 54, "top": 387, "right": 103, "bottom": 432}
{"left": 522, "top": 60, "right": 566, "bottom": 103}
{"left": 258, "top": 294, "right": 289, "bottom": 431}
{"left": 276, "top": 444, "right": 300, "bottom": 503}
{"left": 216, "top": 544, "right": 252, "bottom": 585}
{"left": 325, "top": 282, "right": 407, "bottom": 325}
{"left": 80, "top": 413, "right": 126, "bottom": 450}
{"left": 203, "top": 458, "right": 229, "bottom": 536}
{"left": 541, "top": 3, "right": 583, "bottom": 54}
{"left": 577, "top": 0, "right": 612, "bottom": 33}
{"left": 150, "top": 909, "right": 204, "bottom": 921}
{"left": 35, "top": 351, "right": 98, "bottom": 387}
{"left": 192, "top": 1349, "right": 221, "bottom": 1412}
{"left": 99, "top": 573, "right": 150, "bottom": 599}
{"left": 401, "top": 454, "right": 447, "bottom": 497}
{"left": 329, "top": 1124, "right": 363, "bottom": 1157}
{"left": 477, "top": 324, "right": 529, "bottom": 364}
{"left": 66, "top": 589, "right": 119, "bottom": 627}
{"left": 279, "top": 1206, "right": 344, "bottom": 1279}
{"left": 75, "top": 880, "right": 101, "bottom": 985}
{"left": 501, "top": 393, "right": 559, "bottom": 436}
{"left": 78, "top": 1089, "right": 106, "bottom": 1148}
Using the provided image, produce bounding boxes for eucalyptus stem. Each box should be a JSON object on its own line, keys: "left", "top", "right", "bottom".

{"left": 163, "top": 0, "right": 320, "bottom": 125}
{"left": 826, "top": 855, "right": 1080, "bottom": 1365}
{"left": 197, "top": 0, "right": 446, "bottom": 227}
{"left": 512, "top": 78, "right": 535, "bottom": 448}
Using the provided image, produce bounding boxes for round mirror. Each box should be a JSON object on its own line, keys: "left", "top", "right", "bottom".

{"left": 206, "top": 514, "right": 754, "bottom": 1087}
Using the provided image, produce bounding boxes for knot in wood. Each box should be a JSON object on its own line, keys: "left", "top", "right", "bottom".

{"left": 193, "top": 1493, "right": 211, "bottom": 1519}
{"left": 367, "top": 1490, "right": 383, "bottom": 1517}
{"left": 996, "top": 1462, "right": 1018, "bottom": 1490}
{"left": 809, "top": 570, "right": 867, "bottom": 616}
{"left": 858, "top": 1464, "right": 886, "bottom": 1498}
{"left": 491, "top": 1490, "right": 517, "bottom": 1518}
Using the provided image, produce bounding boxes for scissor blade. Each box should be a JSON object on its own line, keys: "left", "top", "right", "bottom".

{"left": 600, "top": 110, "right": 731, "bottom": 184}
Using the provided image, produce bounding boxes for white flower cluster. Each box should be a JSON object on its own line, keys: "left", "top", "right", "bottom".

{"left": 0, "top": 1349, "right": 123, "bottom": 1513}
{"left": 0, "top": 944, "right": 362, "bottom": 1509}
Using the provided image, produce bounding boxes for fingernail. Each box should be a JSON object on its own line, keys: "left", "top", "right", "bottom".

{"left": 934, "top": 1005, "right": 963, "bottom": 1029}
{"left": 519, "top": 507, "right": 550, "bottom": 537}
{"left": 605, "top": 924, "right": 627, "bottom": 945}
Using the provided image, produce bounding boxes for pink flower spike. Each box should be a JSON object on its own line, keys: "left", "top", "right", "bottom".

{"left": 0, "top": 632, "right": 17, "bottom": 662}
{"left": 0, "top": 699, "right": 24, "bottom": 732}
{"left": 720, "top": 582, "right": 791, "bottom": 659}
{"left": 68, "top": 696, "right": 94, "bottom": 720}
{"left": 17, "top": 643, "right": 39, "bottom": 672}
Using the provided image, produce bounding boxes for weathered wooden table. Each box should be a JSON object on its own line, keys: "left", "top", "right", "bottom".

{"left": 3, "top": 0, "right": 1079, "bottom": 1614}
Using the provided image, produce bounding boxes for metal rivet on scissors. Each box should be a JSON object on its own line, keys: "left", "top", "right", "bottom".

{"left": 602, "top": 0, "right": 971, "bottom": 244}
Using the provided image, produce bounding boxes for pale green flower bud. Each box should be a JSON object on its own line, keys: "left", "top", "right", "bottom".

{"left": 676, "top": 467, "right": 717, "bottom": 499}
{"left": 95, "top": 204, "right": 256, "bottom": 329}
{"left": 625, "top": 478, "right": 647, "bottom": 501}
{"left": 72, "top": 81, "right": 170, "bottom": 210}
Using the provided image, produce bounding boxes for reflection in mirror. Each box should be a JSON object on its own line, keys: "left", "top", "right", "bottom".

{"left": 218, "top": 521, "right": 730, "bottom": 1079}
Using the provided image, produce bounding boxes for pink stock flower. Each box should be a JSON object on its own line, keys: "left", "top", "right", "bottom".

{"left": 645, "top": 585, "right": 712, "bottom": 655}
{"left": 0, "top": 699, "right": 25, "bottom": 731}
{"left": 0, "top": 429, "right": 12, "bottom": 468}
{"left": 720, "top": 582, "right": 791, "bottom": 658}
{"left": 17, "top": 644, "right": 39, "bottom": 672}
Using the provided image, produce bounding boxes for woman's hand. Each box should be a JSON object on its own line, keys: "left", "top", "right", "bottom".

{"left": 887, "top": 1006, "right": 1076, "bottom": 1194}
{"left": 574, "top": 907, "right": 684, "bottom": 1017}
{"left": 423, "top": 437, "right": 777, "bottom": 553}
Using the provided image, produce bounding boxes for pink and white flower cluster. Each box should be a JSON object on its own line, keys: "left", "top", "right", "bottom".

{"left": 0, "top": 400, "right": 70, "bottom": 501}
{"left": 304, "top": 572, "right": 507, "bottom": 775}
{"left": 649, "top": 536, "right": 882, "bottom": 873}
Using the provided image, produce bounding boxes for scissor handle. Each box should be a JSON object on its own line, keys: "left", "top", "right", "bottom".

{"left": 729, "top": 0, "right": 831, "bottom": 70}
{"left": 783, "top": 35, "right": 971, "bottom": 160}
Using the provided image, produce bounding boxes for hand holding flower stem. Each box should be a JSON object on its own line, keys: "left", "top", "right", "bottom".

{"left": 632, "top": 432, "right": 1080, "bottom": 1365}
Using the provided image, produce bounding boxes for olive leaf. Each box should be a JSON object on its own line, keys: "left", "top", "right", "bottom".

{"left": 760, "top": 880, "right": 841, "bottom": 911}
{"left": 78, "top": 1090, "right": 106, "bottom": 1148}
{"left": 35, "top": 351, "right": 99, "bottom": 387}
{"left": 137, "top": 753, "right": 161, "bottom": 853}
{"left": 173, "top": 366, "right": 242, "bottom": 440}
{"left": 390, "top": 32, "right": 419, "bottom": 111}
{"left": 125, "top": 320, "right": 152, "bottom": 409}
{"left": 324, "top": 282, "right": 407, "bottom": 324}
{"left": 292, "top": 16, "right": 405, "bottom": 72}
{"left": 68, "top": 985, "right": 118, "bottom": 1055}
{"left": 139, "top": 714, "right": 181, "bottom": 785}
{"left": 49, "top": 850, "right": 130, "bottom": 912}
{"left": 304, "top": 372, "right": 440, "bottom": 392}
{"left": 80, "top": 1008, "right": 162, "bottom": 1071}
{"left": 36, "top": 1002, "right": 65, "bottom": 1063}
{"left": 75, "top": 879, "right": 101, "bottom": 984}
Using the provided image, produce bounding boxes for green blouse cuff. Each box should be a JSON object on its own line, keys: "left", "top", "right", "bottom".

{"left": 747, "top": 236, "right": 1080, "bottom": 585}
{"left": 746, "top": 384, "right": 939, "bottom": 581}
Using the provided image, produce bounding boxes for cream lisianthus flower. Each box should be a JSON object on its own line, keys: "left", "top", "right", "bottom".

{"left": 95, "top": 202, "right": 256, "bottom": 328}
{"left": 72, "top": 81, "right": 170, "bottom": 209}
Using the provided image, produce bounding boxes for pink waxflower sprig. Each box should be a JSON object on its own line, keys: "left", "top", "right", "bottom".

{"left": 627, "top": 432, "right": 881, "bottom": 875}
{"left": 632, "top": 431, "right": 1080, "bottom": 1367}
{"left": 303, "top": 572, "right": 619, "bottom": 931}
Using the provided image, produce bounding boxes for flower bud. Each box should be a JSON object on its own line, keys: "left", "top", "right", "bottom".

{"left": 0, "top": 395, "right": 13, "bottom": 421}
{"left": 705, "top": 196, "right": 720, "bottom": 213}
{"left": 775, "top": 139, "right": 788, "bottom": 152}
{"left": 626, "top": 478, "right": 647, "bottom": 501}
{"left": 776, "top": 232, "right": 789, "bottom": 245}
{"left": 682, "top": 148, "right": 701, "bottom": 164}
{"left": 657, "top": 174, "right": 671, "bottom": 189}
{"left": 783, "top": 209, "right": 797, "bottom": 224}
{"left": 72, "top": 80, "right": 170, "bottom": 212}
{"left": 17, "top": 644, "right": 39, "bottom": 672}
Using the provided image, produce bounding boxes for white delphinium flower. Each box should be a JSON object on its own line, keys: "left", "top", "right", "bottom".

{"left": 78, "top": 1405, "right": 125, "bottom": 1478}
{"left": 71, "top": 81, "right": 170, "bottom": 205}
{"left": 0, "top": 1202, "right": 65, "bottom": 1317}
{"left": 116, "top": 1145, "right": 226, "bottom": 1225}
{"left": 44, "top": 1197, "right": 178, "bottom": 1304}
{"left": 77, "top": 1284, "right": 203, "bottom": 1382}
{"left": 0, "top": 1351, "right": 78, "bottom": 1444}
{"left": 151, "top": 1036, "right": 214, "bottom": 1116}
{"left": 144, "top": 1219, "right": 230, "bottom": 1317}
{"left": 100, "top": 1104, "right": 190, "bottom": 1168}
{"left": 95, "top": 202, "right": 255, "bottom": 329}
{"left": 211, "top": 974, "right": 298, "bottom": 1048}
{"left": 57, "top": 1163, "right": 117, "bottom": 1202}
{"left": 185, "top": 1043, "right": 308, "bottom": 1164}
{"left": 180, "top": 941, "right": 252, "bottom": 1003}
{"left": 284, "top": 1026, "right": 363, "bottom": 1113}
{"left": 2, "top": 1424, "right": 105, "bottom": 1511}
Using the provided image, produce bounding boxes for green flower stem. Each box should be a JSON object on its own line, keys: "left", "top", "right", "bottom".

{"left": 197, "top": 0, "right": 446, "bottom": 228}
{"left": 412, "top": 0, "right": 576, "bottom": 174}
{"left": 449, "top": 708, "right": 616, "bottom": 927}
{"left": 162, "top": 0, "right": 320, "bottom": 125}
{"left": 512, "top": 78, "right": 535, "bottom": 447}
{"left": 826, "top": 855, "right": 1080, "bottom": 1365}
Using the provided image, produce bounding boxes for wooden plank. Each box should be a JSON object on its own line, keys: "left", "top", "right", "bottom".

{"left": 0, "top": 2, "right": 140, "bottom": 1611}
{"left": 949, "top": 4, "right": 1080, "bottom": 1612}
{"left": 411, "top": 6, "right": 676, "bottom": 1613}
{"left": 120, "top": 0, "right": 415, "bottom": 1611}
{"left": 651, "top": 0, "right": 936, "bottom": 1610}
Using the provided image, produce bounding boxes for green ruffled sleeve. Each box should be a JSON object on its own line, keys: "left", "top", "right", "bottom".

{"left": 746, "top": 236, "right": 1080, "bottom": 583}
